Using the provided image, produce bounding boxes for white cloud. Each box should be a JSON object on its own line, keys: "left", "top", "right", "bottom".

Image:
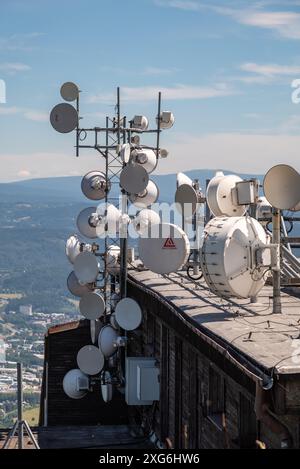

{"left": 0, "top": 62, "right": 31, "bottom": 73}
{"left": 88, "top": 83, "right": 235, "bottom": 103}
{"left": 0, "top": 33, "right": 44, "bottom": 51}
{"left": 240, "top": 62, "right": 300, "bottom": 76}
{"left": 142, "top": 66, "right": 179, "bottom": 75}
{"left": 0, "top": 106, "right": 47, "bottom": 122}
{"left": 17, "top": 170, "right": 31, "bottom": 179}
{"left": 23, "top": 110, "right": 48, "bottom": 122}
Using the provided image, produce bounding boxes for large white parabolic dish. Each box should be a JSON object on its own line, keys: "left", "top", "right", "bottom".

{"left": 74, "top": 251, "right": 99, "bottom": 284}
{"left": 67, "top": 271, "right": 94, "bottom": 297}
{"left": 62, "top": 369, "right": 88, "bottom": 399}
{"left": 79, "top": 291, "right": 105, "bottom": 320}
{"left": 60, "top": 82, "right": 79, "bottom": 102}
{"left": 98, "top": 325, "right": 118, "bottom": 357}
{"left": 263, "top": 164, "right": 300, "bottom": 210}
{"left": 115, "top": 298, "right": 142, "bottom": 331}
{"left": 129, "top": 180, "right": 159, "bottom": 208}
{"left": 77, "top": 207, "right": 99, "bottom": 239}
{"left": 201, "top": 216, "right": 269, "bottom": 299}
{"left": 77, "top": 345, "right": 105, "bottom": 375}
{"left": 50, "top": 103, "right": 78, "bottom": 133}
{"left": 138, "top": 223, "right": 190, "bottom": 274}
{"left": 207, "top": 173, "right": 247, "bottom": 217}
{"left": 131, "top": 148, "right": 157, "bottom": 174}
{"left": 120, "top": 165, "right": 149, "bottom": 194}
{"left": 81, "top": 171, "right": 110, "bottom": 201}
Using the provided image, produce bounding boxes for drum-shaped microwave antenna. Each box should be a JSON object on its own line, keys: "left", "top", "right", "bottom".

{"left": 131, "top": 115, "right": 149, "bottom": 131}
{"left": 62, "top": 369, "right": 89, "bottom": 399}
{"left": 106, "top": 245, "right": 120, "bottom": 275}
{"left": 67, "top": 271, "right": 94, "bottom": 297}
{"left": 263, "top": 164, "right": 300, "bottom": 210}
{"left": 101, "top": 370, "right": 113, "bottom": 403}
{"left": 60, "top": 82, "right": 79, "bottom": 102}
{"left": 115, "top": 298, "right": 142, "bottom": 331}
{"left": 98, "top": 325, "right": 119, "bottom": 357}
{"left": 65, "top": 234, "right": 92, "bottom": 264}
{"left": 77, "top": 207, "right": 99, "bottom": 239}
{"left": 74, "top": 251, "right": 99, "bottom": 284}
{"left": 132, "top": 209, "right": 160, "bottom": 235}
{"left": 120, "top": 143, "right": 131, "bottom": 164}
{"left": 129, "top": 180, "right": 159, "bottom": 208}
{"left": 81, "top": 171, "right": 111, "bottom": 200}
{"left": 201, "top": 216, "right": 270, "bottom": 299}
{"left": 96, "top": 204, "right": 122, "bottom": 237}
{"left": 206, "top": 172, "right": 247, "bottom": 217}
{"left": 77, "top": 345, "right": 105, "bottom": 375}
{"left": 120, "top": 165, "right": 149, "bottom": 194}
{"left": 131, "top": 148, "right": 157, "bottom": 174}
{"left": 138, "top": 223, "right": 190, "bottom": 274}
{"left": 79, "top": 291, "right": 105, "bottom": 320}
{"left": 156, "top": 111, "right": 175, "bottom": 129}
{"left": 50, "top": 103, "right": 78, "bottom": 133}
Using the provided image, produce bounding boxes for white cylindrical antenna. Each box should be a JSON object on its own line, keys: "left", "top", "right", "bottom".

{"left": 131, "top": 115, "right": 149, "bottom": 131}
{"left": 156, "top": 111, "right": 175, "bottom": 129}
{"left": 129, "top": 180, "right": 159, "bottom": 208}
{"left": 131, "top": 148, "right": 157, "bottom": 174}
{"left": 132, "top": 209, "right": 160, "bottom": 235}
{"left": 206, "top": 173, "right": 248, "bottom": 217}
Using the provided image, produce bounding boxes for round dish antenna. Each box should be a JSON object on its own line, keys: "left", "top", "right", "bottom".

{"left": 201, "top": 216, "right": 270, "bottom": 299}
{"left": 77, "top": 345, "right": 105, "bottom": 375}
{"left": 96, "top": 204, "right": 122, "bottom": 237}
{"left": 131, "top": 115, "right": 149, "bottom": 131}
{"left": 62, "top": 369, "right": 89, "bottom": 399}
{"left": 263, "top": 164, "right": 300, "bottom": 210}
{"left": 129, "top": 180, "right": 159, "bottom": 208}
{"left": 79, "top": 291, "right": 105, "bottom": 320}
{"left": 50, "top": 103, "right": 78, "bottom": 133}
{"left": 101, "top": 370, "right": 113, "bottom": 403}
{"left": 120, "top": 165, "right": 149, "bottom": 194}
{"left": 74, "top": 251, "right": 99, "bottom": 284}
{"left": 98, "top": 325, "right": 118, "bottom": 357}
{"left": 206, "top": 172, "right": 247, "bottom": 217}
{"left": 132, "top": 209, "right": 160, "bottom": 235}
{"left": 60, "top": 82, "right": 79, "bottom": 102}
{"left": 131, "top": 148, "right": 157, "bottom": 174}
{"left": 156, "top": 111, "right": 175, "bottom": 129}
{"left": 115, "top": 298, "right": 142, "bottom": 331}
{"left": 120, "top": 144, "right": 131, "bottom": 163}
{"left": 77, "top": 207, "right": 99, "bottom": 239}
{"left": 81, "top": 171, "right": 111, "bottom": 200}
{"left": 138, "top": 223, "right": 190, "bottom": 274}
{"left": 67, "top": 271, "right": 94, "bottom": 297}
{"left": 65, "top": 234, "right": 92, "bottom": 264}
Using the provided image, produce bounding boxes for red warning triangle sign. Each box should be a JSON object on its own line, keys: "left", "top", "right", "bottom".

{"left": 163, "top": 238, "right": 176, "bottom": 249}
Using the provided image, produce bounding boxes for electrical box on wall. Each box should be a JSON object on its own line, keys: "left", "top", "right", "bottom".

{"left": 125, "top": 357, "right": 160, "bottom": 405}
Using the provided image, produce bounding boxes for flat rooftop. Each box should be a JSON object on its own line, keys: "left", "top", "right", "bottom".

{"left": 128, "top": 269, "right": 300, "bottom": 376}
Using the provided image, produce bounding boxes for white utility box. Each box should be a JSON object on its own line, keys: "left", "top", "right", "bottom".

{"left": 125, "top": 357, "right": 160, "bottom": 406}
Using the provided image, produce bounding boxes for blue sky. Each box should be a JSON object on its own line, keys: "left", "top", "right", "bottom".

{"left": 1, "top": 0, "right": 300, "bottom": 181}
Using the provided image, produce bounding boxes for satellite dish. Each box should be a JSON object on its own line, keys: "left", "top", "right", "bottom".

{"left": 67, "top": 271, "right": 94, "bottom": 297}
{"left": 96, "top": 204, "right": 122, "bottom": 237}
{"left": 60, "top": 82, "right": 79, "bottom": 102}
{"left": 138, "top": 223, "right": 190, "bottom": 274}
{"left": 201, "top": 216, "right": 269, "bottom": 299}
{"left": 65, "top": 235, "right": 92, "bottom": 264}
{"left": 120, "top": 144, "right": 131, "bottom": 164}
{"left": 157, "top": 111, "right": 175, "bottom": 129}
{"left": 77, "top": 207, "right": 100, "bottom": 239}
{"left": 177, "top": 172, "right": 193, "bottom": 187}
{"left": 62, "top": 369, "right": 89, "bottom": 399}
{"left": 175, "top": 183, "right": 199, "bottom": 217}
{"left": 101, "top": 370, "right": 113, "bottom": 403}
{"left": 81, "top": 171, "right": 111, "bottom": 200}
{"left": 115, "top": 298, "right": 142, "bottom": 331}
{"left": 206, "top": 173, "right": 247, "bottom": 217}
{"left": 74, "top": 251, "right": 99, "bottom": 284}
{"left": 132, "top": 209, "right": 160, "bottom": 235}
{"left": 129, "top": 180, "right": 159, "bottom": 208}
{"left": 131, "top": 115, "right": 149, "bottom": 131}
{"left": 263, "top": 164, "right": 300, "bottom": 210}
{"left": 79, "top": 291, "right": 105, "bottom": 320}
{"left": 131, "top": 148, "right": 157, "bottom": 174}
{"left": 106, "top": 245, "right": 120, "bottom": 275}
{"left": 50, "top": 103, "right": 78, "bottom": 133}
{"left": 120, "top": 165, "right": 149, "bottom": 194}
{"left": 77, "top": 345, "right": 105, "bottom": 375}
{"left": 98, "top": 325, "right": 118, "bottom": 357}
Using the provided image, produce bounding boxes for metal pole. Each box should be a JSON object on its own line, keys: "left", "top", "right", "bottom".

{"left": 272, "top": 209, "right": 282, "bottom": 314}
{"left": 17, "top": 362, "right": 23, "bottom": 449}
{"left": 76, "top": 95, "right": 79, "bottom": 157}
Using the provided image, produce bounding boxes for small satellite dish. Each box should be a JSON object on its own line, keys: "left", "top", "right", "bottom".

{"left": 156, "top": 111, "right": 175, "bottom": 129}
{"left": 201, "top": 216, "right": 269, "bottom": 299}
{"left": 74, "top": 251, "right": 99, "bottom": 284}
{"left": 263, "top": 164, "right": 300, "bottom": 210}
{"left": 101, "top": 370, "right": 113, "bottom": 403}
{"left": 96, "top": 204, "right": 122, "bottom": 237}
{"left": 131, "top": 115, "right": 149, "bottom": 131}
{"left": 79, "top": 291, "right": 105, "bottom": 320}
{"left": 129, "top": 180, "right": 159, "bottom": 208}
{"left": 77, "top": 345, "right": 105, "bottom": 375}
{"left": 77, "top": 207, "right": 99, "bottom": 239}
{"left": 81, "top": 171, "right": 111, "bottom": 200}
{"left": 98, "top": 325, "right": 118, "bottom": 357}
{"left": 60, "top": 82, "right": 79, "bottom": 102}
{"left": 67, "top": 271, "right": 94, "bottom": 297}
{"left": 206, "top": 172, "right": 247, "bottom": 217}
{"left": 62, "top": 369, "right": 89, "bottom": 399}
{"left": 120, "top": 165, "right": 149, "bottom": 194}
{"left": 120, "top": 144, "right": 131, "bottom": 163}
{"left": 115, "top": 298, "right": 142, "bottom": 331}
{"left": 132, "top": 209, "right": 160, "bottom": 235}
{"left": 50, "top": 103, "right": 78, "bottom": 133}
{"left": 106, "top": 245, "right": 120, "bottom": 275}
{"left": 131, "top": 148, "right": 157, "bottom": 174}
{"left": 138, "top": 223, "right": 190, "bottom": 274}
